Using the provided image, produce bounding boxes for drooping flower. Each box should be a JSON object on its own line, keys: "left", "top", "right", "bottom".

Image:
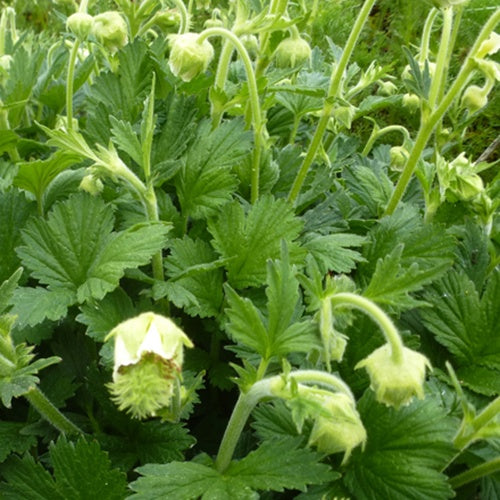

{"left": 106, "top": 312, "right": 193, "bottom": 419}
{"left": 274, "top": 35, "right": 311, "bottom": 68}
{"left": 356, "top": 344, "right": 431, "bottom": 409}
{"left": 92, "top": 11, "right": 128, "bottom": 53}
{"left": 168, "top": 33, "right": 214, "bottom": 82}
{"left": 66, "top": 12, "right": 94, "bottom": 40}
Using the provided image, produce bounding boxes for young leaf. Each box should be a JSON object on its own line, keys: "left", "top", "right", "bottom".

{"left": 224, "top": 284, "right": 269, "bottom": 357}
{"left": 110, "top": 116, "right": 143, "bottom": 167}
{"left": 13, "top": 151, "right": 81, "bottom": 207}
{"left": 208, "top": 196, "right": 303, "bottom": 288}
{"left": 175, "top": 119, "right": 251, "bottom": 219}
{"left": 343, "top": 390, "right": 455, "bottom": 500}
{"left": 0, "top": 268, "right": 23, "bottom": 315}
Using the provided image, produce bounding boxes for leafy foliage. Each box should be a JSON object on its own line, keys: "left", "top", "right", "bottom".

{"left": 130, "top": 438, "right": 332, "bottom": 499}
{"left": 0, "top": 437, "right": 127, "bottom": 499}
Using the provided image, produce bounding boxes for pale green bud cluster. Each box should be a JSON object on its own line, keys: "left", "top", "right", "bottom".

{"left": 66, "top": 12, "right": 94, "bottom": 40}
{"left": 390, "top": 145, "right": 409, "bottom": 171}
{"left": 274, "top": 35, "right": 311, "bottom": 68}
{"left": 356, "top": 344, "right": 431, "bottom": 409}
{"left": 438, "top": 152, "right": 484, "bottom": 202}
{"left": 307, "top": 391, "right": 366, "bottom": 463}
{"left": 168, "top": 33, "right": 215, "bottom": 82}
{"left": 106, "top": 312, "right": 193, "bottom": 419}
{"left": 92, "top": 11, "right": 128, "bottom": 53}
{"left": 402, "top": 93, "right": 421, "bottom": 112}
{"left": 79, "top": 172, "right": 104, "bottom": 196}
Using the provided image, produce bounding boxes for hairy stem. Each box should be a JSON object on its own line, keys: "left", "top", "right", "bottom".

{"left": 449, "top": 457, "right": 500, "bottom": 489}
{"left": 329, "top": 292, "right": 404, "bottom": 363}
{"left": 66, "top": 38, "right": 81, "bottom": 132}
{"left": 384, "top": 8, "right": 500, "bottom": 215}
{"left": 287, "top": 0, "right": 377, "bottom": 204}
{"left": 199, "top": 27, "right": 264, "bottom": 203}
{"left": 24, "top": 387, "right": 83, "bottom": 436}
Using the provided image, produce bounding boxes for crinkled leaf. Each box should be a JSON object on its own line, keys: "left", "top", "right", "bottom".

{"left": 0, "top": 437, "right": 127, "bottom": 499}
{"left": 226, "top": 437, "right": 333, "bottom": 492}
{"left": 99, "top": 420, "right": 195, "bottom": 471}
{"left": 208, "top": 196, "right": 303, "bottom": 288}
{"left": 10, "top": 287, "right": 75, "bottom": 327}
{"left": 252, "top": 400, "right": 302, "bottom": 441}
{"left": 224, "top": 284, "right": 269, "bottom": 357}
{"left": 175, "top": 119, "right": 251, "bottom": 219}
{"left": 161, "top": 237, "right": 226, "bottom": 318}
{"left": 110, "top": 116, "right": 143, "bottom": 166}
{"left": 0, "top": 453, "right": 62, "bottom": 499}
{"left": 302, "top": 233, "right": 366, "bottom": 274}
{"left": 361, "top": 207, "right": 454, "bottom": 308}
{"left": 15, "top": 194, "right": 169, "bottom": 316}
{"left": 131, "top": 438, "right": 331, "bottom": 499}
{"left": 344, "top": 390, "right": 455, "bottom": 500}
{"left": 76, "top": 288, "right": 136, "bottom": 342}
{"left": 49, "top": 437, "right": 127, "bottom": 499}
{"left": 0, "top": 421, "right": 37, "bottom": 463}
{"left": 421, "top": 269, "right": 500, "bottom": 394}
{"left": 0, "top": 189, "right": 36, "bottom": 282}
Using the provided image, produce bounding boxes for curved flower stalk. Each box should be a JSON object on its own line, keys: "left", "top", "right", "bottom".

{"left": 106, "top": 312, "right": 193, "bottom": 420}
{"left": 215, "top": 369, "right": 365, "bottom": 472}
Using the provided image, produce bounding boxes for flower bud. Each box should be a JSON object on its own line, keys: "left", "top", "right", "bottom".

{"left": 106, "top": 312, "right": 193, "bottom": 419}
{"left": 274, "top": 35, "right": 311, "bottom": 68}
{"left": 402, "top": 93, "right": 420, "bottom": 113}
{"left": 241, "top": 34, "right": 259, "bottom": 58}
{"left": 461, "top": 85, "right": 488, "bottom": 114}
{"left": 66, "top": 12, "right": 94, "bottom": 40}
{"left": 308, "top": 392, "right": 366, "bottom": 463}
{"left": 92, "top": 11, "right": 128, "bottom": 53}
{"left": 476, "top": 32, "right": 500, "bottom": 59}
{"left": 79, "top": 173, "right": 104, "bottom": 196}
{"left": 168, "top": 33, "right": 214, "bottom": 82}
{"left": 153, "top": 9, "right": 181, "bottom": 31}
{"left": 390, "top": 146, "right": 409, "bottom": 171}
{"left": 378, "top": 80, "right": 397, "bottom": 96}
{"left": 356, "top": 344, "right": 431, "bottom": 409}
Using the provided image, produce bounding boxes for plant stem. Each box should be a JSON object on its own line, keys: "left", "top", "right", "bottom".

{"left": 287, "top": 0, "right": 377, "bottom": 204}
{"left": 210, "top": 41, "right": 235, "bottom": 128}
{"left": 428, "top": 7, "right": 453, "bottom": 111}
{"left": 449, "top": 457, "right": 500, "bottom": 489}
{"left": 24, "top": 387, "right": 83, "bottom": 436}
{"left": 290, "top": 369, "right": 354, "bottom": 400}
{"left": 419, "top": 8, "right": 439, "bottom": 63}
{"left": 215, "top": 377, "right": 274, "bottom": 472}
{"left": 361, "top": 124, "right": 411, "bottom": 156}
{"left": 329, "top": 292, "right": 404, "bottom": 363}
{"left": 66, "top": 38, "right": 81, "bottom": 132}
{"left": 199, "top": 27, "right": 264, "bottom": 203}
{"left": 384, "top": 8, "right": 500, "bottom": 216}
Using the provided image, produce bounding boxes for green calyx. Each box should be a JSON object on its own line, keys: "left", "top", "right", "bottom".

{"left": 168, "top": 32, "right": 214, "bottom": 82}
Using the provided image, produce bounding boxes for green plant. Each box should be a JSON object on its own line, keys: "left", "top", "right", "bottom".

{"left": 0, "top": 0, "right": 499, "bottom": 498}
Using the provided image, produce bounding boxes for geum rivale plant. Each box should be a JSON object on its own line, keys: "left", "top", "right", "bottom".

{"left": 0, "top": 0, "right": 499, "bottom": 498}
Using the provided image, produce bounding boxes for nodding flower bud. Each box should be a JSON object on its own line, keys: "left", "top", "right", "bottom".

{"left": 356, "top": 344, "right": 431, "bottom": 409}
{"left": 106, "top": 312, "right": 193, "bottom": 419}
{"left": 168, "top": 33, "right": 214, "bottom": 82}
{"left": 79, "top": 173, "right": 104, "bottom": 196}
{"left": 153, "top": 9, "right": 181, "bottom": 31}
{"left": 461, "top": 85, "right": 488, "bottom": 114}
{"left": 402, "top": 93, "right": 420, "bottom": 113}
{"left": 378, "top": 80, "right": 398, "bottom": 96}
{"left": 66, "top": 12, "right": 94, "bottom": 40}
{"left": 477, "top": 32, "right": 500, "bottom": 59}
{"left": 274, "top": 35, "right": 311, "bottom": 68}
{"left": 92, "top": 11, "right": 128, "bottom": 53}
{"left": 307, "top": 391, "right": 366, "bottom": 463}
{"left": 390, "top": 146, "right": 409, "bottom": 171}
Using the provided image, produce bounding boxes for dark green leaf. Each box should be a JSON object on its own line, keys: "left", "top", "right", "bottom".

{"left": 0, "top": 421, "right": 37, "bottom": 463}
{"left": 0, "top": 268, "right": 23, "bottom": 315}
{"left": 175, "top": 119, "right": 251, "bottom": 219}
{"left": 344, "top": 390, "right": 455, "bottom": 500}
{"left": 208, "top": 196, "right": 303, "bottom": 288}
